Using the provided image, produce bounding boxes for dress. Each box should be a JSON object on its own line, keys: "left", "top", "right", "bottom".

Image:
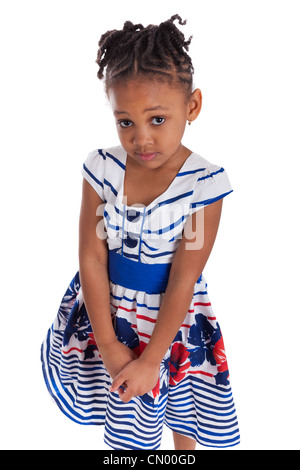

{"left": 41, "top": 145, "right": 240, "bottom": 450}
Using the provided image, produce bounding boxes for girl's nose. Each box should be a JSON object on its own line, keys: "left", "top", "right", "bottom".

{"left": 132, "top": 127, "right": 154, "bottom": 147}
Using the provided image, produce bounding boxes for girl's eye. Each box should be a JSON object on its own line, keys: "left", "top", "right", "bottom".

{"left": 119, "top": 120, "right": 133, "bottom": 128}
{"left": 152, "top": 117, "right": 165, "bottom": 126}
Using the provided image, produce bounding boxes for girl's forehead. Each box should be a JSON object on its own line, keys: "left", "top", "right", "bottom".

{"left": 108, "top": 78, "right": 187, "bottom": 109}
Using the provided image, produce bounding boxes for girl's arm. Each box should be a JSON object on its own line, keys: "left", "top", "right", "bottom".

{"left": 79, "top": 180, "right": 137, "bottom": 378}
{"left": 110, "top": 199, "right": 223, "bottom": 402}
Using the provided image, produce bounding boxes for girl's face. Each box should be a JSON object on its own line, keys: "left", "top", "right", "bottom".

{"left": 108, "top": 79, "right": 201, "bottom": 170}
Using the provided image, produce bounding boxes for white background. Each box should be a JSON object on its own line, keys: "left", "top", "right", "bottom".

{"left": 1, "top": 0, "right": 299, "bottom": 450}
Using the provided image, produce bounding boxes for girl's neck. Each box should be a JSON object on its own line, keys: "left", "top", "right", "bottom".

{"left": 123, "top": 145, "right": 193, "bottom": 207}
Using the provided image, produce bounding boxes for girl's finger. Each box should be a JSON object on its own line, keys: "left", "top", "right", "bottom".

{"left": 109, "top": 373, "right": 126, "bottom": 392}
{"left": 119, "top": 384, "right": 134, "bottom": 403}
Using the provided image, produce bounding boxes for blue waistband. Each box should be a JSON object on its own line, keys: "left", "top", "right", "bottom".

{"left": 108, "top": 250, "right": 172, "bottom": 294}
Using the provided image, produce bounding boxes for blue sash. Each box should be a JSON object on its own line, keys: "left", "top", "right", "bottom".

{"left": 108, "top": 250, "right": 172, "bottom": 294}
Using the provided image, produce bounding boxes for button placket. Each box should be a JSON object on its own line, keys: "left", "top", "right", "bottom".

{"left": 123, "top": 207, "right": 143, "bottom": 253}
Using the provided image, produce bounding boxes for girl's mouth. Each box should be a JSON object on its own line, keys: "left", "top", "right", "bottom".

{"left": 138, "top": 153, "right": 158, "bottom": 161}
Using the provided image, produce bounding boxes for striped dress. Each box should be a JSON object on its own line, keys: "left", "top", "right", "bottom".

{"left": 41, "top": 145, "right": 240, "bottom": 450}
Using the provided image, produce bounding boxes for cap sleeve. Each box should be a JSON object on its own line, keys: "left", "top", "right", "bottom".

{"left": 190, "top": 165, "right": 233, "bottom": 214}
{"left": 81, "top": 149, "right": 105, "bottom": 201}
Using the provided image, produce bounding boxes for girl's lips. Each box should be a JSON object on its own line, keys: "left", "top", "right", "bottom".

{"left": 137, "top": 152, "right": 158, "bottom": 161}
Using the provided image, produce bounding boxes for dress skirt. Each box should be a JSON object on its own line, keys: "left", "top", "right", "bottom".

{"left": 41, "top": 250, "right": 240, "bottom": 450}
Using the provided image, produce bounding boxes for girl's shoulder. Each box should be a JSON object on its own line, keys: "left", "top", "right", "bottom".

{"left": 83, "top": 145, "right": 126, "bottom": 168}
{"left": 185, "top": 152, "right": 233, "bottom": 212}
{"left": 81, "top": 145, "right": 126, "bottom": 201}
{"left": 185, "top": 151, "right": 225, "bottom": 174}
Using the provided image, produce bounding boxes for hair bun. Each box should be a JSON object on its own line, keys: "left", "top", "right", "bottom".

{"left": 169, "top": 14, "right": 187, "bottom": 26}
{"left": 123, "top": 21, "right": 144, "bottom": 32}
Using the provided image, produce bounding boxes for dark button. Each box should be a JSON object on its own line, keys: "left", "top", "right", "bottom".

{"left": 126, "top": 209, "right": 140, "bottom": 222}
{"left": 124, "top": 234, "right": 138, "bottom": 248}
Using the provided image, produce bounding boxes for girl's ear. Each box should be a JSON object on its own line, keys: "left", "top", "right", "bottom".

{"left": 187, "top": 88, "right": 202, "bottom": 123}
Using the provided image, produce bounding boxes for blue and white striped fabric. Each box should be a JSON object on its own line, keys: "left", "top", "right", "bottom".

{"left": 41, "top": 145, "right": 240, "bottom": 449}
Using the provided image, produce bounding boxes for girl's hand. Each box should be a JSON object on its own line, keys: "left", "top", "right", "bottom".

{"left": 99, "top": 340, "right": 138, "bottom": 380}
{"left": 109, "top": 358, "right": 160, "bottom": 403}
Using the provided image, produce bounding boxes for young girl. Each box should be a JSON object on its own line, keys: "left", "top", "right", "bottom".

{"left": 41, "top": 15, "right": 240, "bottom": 450}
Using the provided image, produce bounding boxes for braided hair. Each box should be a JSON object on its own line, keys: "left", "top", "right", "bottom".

{"left": 96, "top": 14, "right": 194, "bottom": 96}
